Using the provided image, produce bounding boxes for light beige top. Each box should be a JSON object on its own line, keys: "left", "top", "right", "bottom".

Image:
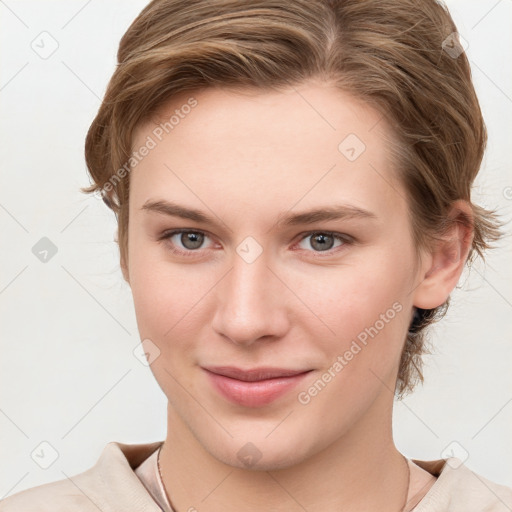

{"left": 134, "top": 447, "right": 173, "bottom": 512}
{"left": 1, "top": 440, "right": 511, "bottom": 511}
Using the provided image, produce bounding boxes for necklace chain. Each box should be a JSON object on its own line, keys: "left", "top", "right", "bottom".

{"left": 157, "top": 447, "right": 411, "bottom": 512}
{"left": 157, "top": 446, "right": 176, "bottom": 512}
{"left": 401, "top": 454, "right": 412, "bottom": 512}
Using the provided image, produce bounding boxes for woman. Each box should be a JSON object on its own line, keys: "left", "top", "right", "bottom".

{"left": 2, "top": 0, "right": 511, "bottom": 510}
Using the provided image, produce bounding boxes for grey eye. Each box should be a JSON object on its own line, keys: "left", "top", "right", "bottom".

{"left": 176, "top": 231, "right": 205, "bottom": 250}
{"left": 298, "top": 232, "right": 345, "bottom": 252}
{"left": 309, "top": 233, "right": 334, "bottom": 251}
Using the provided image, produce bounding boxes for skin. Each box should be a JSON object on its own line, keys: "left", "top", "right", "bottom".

{"left": 121, "top": 82, "right": 472, "bottom": 512}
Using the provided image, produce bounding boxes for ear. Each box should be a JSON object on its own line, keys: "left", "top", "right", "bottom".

{"left": 115, "top": 228, "right": 130, "bottom": 284}
{"left": 120, "top": 254, "right": 130, "bottom": 284}
{"left": 413, "top": 200, "right": 474, "bottom": 310}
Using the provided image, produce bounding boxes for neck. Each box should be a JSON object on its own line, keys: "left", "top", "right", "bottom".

{"left": 159, "top": 392, "right": 411, "bottom": 512}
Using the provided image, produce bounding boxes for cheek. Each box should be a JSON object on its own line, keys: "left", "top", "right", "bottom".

{"left": 128, "top": 256, "right": 206, "bottom": 398}
{"left": 295, "top": 278, "right": 408, "bottom": 425}
{"left": 294, "top": 249, "right": 413, "bottom": 391}
{"left": 300, "top": 257, "right": 410, "bottom": 338}
{"left": 128, "top": 246, "right": 186, "bottom": 336}
{"left": 128, "top": 246, "right": 220, "bottom": 356}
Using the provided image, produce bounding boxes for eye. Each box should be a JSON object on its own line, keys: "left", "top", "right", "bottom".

{"left": 295, "top": 231, "right": 351, "bottom": 255}
{"left": 158, "top": 229, "right": 353, "bottom": 258}
{"left": 159, "top": 229, "right": 214, "bottom": 255}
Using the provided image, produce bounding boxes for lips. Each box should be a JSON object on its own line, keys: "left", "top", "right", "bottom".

{"left": 202, "top": 366, "right": 312, "bottom": 407}
{"left": 203, "top": 366, "right": 310, "bottom": 382}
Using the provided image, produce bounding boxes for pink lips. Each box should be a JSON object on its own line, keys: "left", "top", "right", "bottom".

{"left": 203, "top": 366, "right": 312, "bottom": 407}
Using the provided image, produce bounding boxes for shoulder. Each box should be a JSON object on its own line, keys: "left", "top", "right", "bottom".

{"left": 0, "top": 477, "right": 97, "bottom": 512}
{"left": 413, "top": 457, "right": 512, "bottom": 511}
{"left": 0, "top": 440, "right": 164, "bottom": 512}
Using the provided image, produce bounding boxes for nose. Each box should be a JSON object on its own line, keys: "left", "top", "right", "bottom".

{"left": 211, "top": 250, "right": 290, "bottom": 347}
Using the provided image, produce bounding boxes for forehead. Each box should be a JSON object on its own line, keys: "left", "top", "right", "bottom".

{"left": 129, "top": 83, "right": 406, "bottom": 223}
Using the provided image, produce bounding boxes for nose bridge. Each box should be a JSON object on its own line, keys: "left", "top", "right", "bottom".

{"left": 211, "top": 246, "right": 288, "bottom": 345}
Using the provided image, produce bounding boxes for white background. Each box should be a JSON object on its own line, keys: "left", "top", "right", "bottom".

{"left": 1, "top": 0, "right": 511, "bottom": 498}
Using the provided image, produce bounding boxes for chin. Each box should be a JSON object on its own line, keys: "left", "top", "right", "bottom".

{"left": 202, "top": 430, "right": 314, "bottom": 472}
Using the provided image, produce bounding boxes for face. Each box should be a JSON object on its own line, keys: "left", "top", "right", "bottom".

{"left": 124, "top": 82, "right": 424, "bottom": 470}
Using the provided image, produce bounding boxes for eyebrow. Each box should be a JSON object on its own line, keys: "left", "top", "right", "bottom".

{"left": 141, "top": 199, "right": 377, "bottom": 229}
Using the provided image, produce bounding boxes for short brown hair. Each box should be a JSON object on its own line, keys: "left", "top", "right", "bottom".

{"left": 82, "top": 0, "right": 501, "bottom": 398}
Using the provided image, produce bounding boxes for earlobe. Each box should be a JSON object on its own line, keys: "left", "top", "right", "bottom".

{"left": 413, "top": 200, "right": 474, "bottom": 310}
{"left": 116, "top": 230, "right": 130, "bottom": 284}
{"left": 121, "top": 259, "right": 130, "bottom": 284}
{"left": 120, "top": 252, "right": 130, "bottom": 284}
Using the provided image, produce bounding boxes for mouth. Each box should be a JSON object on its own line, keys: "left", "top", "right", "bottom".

{"left": 202, "top": 366, "right": 313, "bottom": 407}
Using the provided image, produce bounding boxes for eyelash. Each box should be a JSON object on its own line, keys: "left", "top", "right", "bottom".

{"left": 158, "top": 229, "right": 353, "bottom": 259}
